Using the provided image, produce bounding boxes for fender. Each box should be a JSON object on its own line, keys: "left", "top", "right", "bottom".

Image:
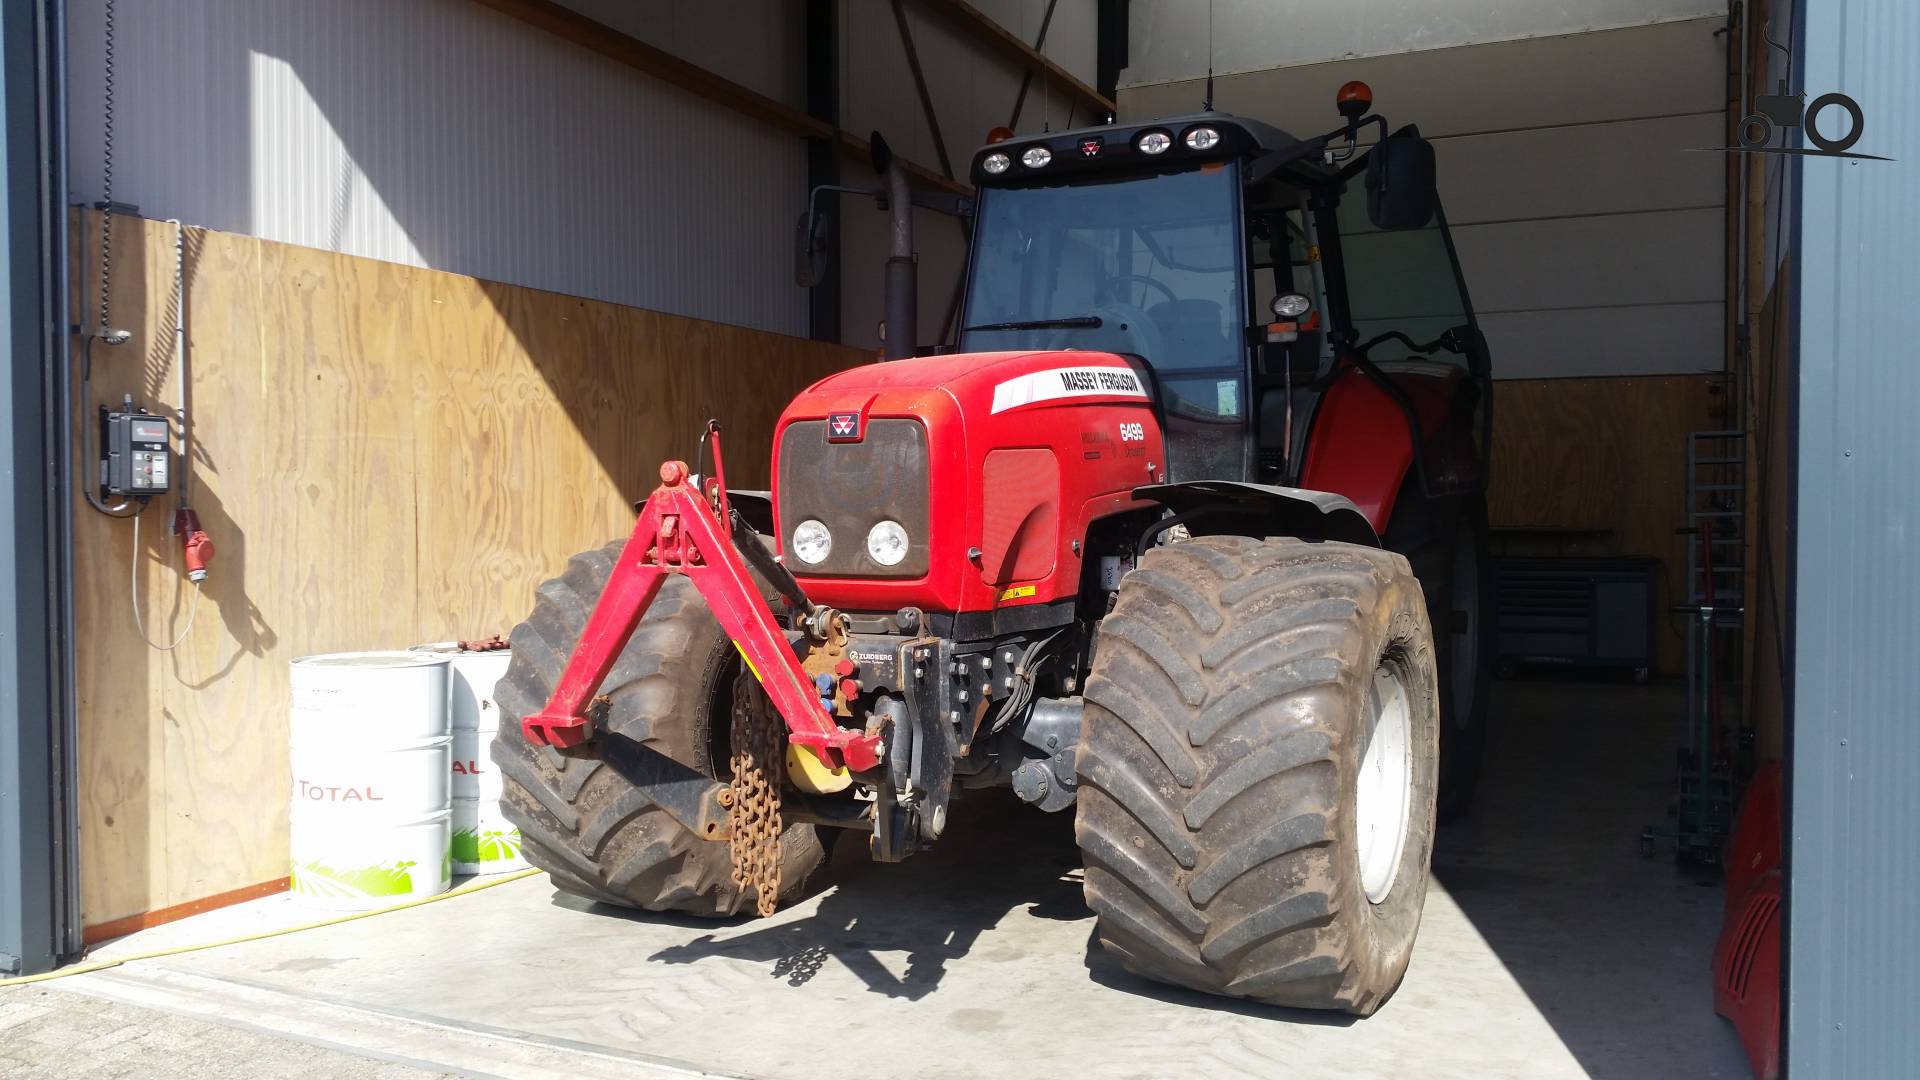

{"left": 1298, "top": 360, "right": 1479, "bottom": 531}
{"left": 1134, "top": 480, "right": 1379, "bottom": 547}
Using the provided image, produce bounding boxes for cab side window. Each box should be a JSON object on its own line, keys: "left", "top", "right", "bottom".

{"left": 1334, "top": 183, "right": 1471, "bottom": 364}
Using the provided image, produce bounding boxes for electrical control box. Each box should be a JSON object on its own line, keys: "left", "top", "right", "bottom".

{"left": 101, "top": 406, "right": 171, "bottom": 497}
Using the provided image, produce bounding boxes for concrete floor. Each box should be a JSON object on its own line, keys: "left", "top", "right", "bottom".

{"left": 12, "top": 679, "right": 1748, "bottom": 1079}
{"left": 0, "top": 987, "right": 447, "bottom": 1078}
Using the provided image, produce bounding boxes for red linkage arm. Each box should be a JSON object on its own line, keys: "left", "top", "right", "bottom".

{"left": 522, "top": 462, "right": 882, "bottom": 774}
{"left": 518, "top": 519, "right": 667, "bottom": 750}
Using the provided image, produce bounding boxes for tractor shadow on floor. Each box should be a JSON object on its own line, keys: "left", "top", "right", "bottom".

{"left": 591, "top": 798, "right": 1088, "bottom": 1002}
{"left": 572, "top": 797, "right": 1359, "bottom": 1025}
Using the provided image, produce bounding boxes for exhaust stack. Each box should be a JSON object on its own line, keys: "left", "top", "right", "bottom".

{"left": 876, "top": 135, "right": 916, "bottom": 360}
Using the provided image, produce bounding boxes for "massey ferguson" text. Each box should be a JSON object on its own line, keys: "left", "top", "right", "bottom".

{"left": 1059, "top": 369, "right": 1142, "bottom": 393}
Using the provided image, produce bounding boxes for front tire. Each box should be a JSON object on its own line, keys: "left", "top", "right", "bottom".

{"left": 492, "top": 541, "right": 825, "bottom": 915}
{"left": 1076, "top": 536, "right": 1439, "bottom": 1015}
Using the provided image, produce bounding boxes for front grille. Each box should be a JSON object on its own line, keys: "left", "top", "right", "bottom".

{"left": 777, "top": 419, "right": 930, "bottom": 577}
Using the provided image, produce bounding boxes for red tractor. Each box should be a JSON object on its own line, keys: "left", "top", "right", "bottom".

{"left": 494, "top": 84, "right": 1492, "bottom": 1014}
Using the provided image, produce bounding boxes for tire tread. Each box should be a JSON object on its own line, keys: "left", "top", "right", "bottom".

{"left": 1076, "top": 535, "right": 1437, "bottom": 1013}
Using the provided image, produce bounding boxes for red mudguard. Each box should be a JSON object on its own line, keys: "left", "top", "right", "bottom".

{"left": 519, "top": 459, "right": 882, "bottom": 774}
{"left": 1298, "top": 360, "right": 1476, "bottom": 531}
{"left": 1714, "top": 763, "right": 1783, "bottom": 1080}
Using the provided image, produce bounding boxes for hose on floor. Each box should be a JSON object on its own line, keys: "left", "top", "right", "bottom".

{"left": 0, "top": 869, "right": 542, "bottom": 988}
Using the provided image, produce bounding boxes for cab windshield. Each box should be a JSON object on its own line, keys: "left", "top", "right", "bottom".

{"left": 960, "top": 163, "right": 1247, "bottom": 479}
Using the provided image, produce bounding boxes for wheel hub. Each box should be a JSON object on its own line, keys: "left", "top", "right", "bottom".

{"left": 1355, "top": 665, "right": 1414, "bottom": 904}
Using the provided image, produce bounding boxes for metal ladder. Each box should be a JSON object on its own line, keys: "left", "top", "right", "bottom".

{"left": 1644, "top": 431, "right": 1746, "bottom": 864}
{"left": 1685, "top": 431, "right": 1747, "bottom": 614}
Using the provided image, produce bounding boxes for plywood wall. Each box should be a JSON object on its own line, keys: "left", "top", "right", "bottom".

{"left": 71, "top": 211, "right": 864, "bottom": 928}
{"left": 1487, "top": 373, "right": 1728, "bottom": 675}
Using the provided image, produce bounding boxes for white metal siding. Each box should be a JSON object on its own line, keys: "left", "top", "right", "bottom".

{"left": 835, "top": 0, "right": 1098, "bottom": 351}
{"left": 557, "top": 0, "right": 807, "bottom": 109}
{"left": 65, "top": 0, "right": 808, "bottom": 336}
{"left": 1122, "top": 0, "right": 1727, "bottom": 87}
{"left": 1791, "top": 0, "right": 1920, "bottom": 1071}
{"left": 1120, "top": 18, "right": 1729, "bottom": 378}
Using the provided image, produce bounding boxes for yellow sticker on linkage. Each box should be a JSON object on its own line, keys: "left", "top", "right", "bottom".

{"left": 733, "top": 641, "right": 760, "bottom": 680}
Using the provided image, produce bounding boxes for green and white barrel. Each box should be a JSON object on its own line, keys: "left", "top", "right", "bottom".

{"left": 412, "top": 641, "right": 527, "bottom": 875}
{"left": 289, "top": 652, "right": 453, "bottom": 909}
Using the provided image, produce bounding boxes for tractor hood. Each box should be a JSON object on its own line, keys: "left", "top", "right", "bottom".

{"left": 795, "top": 349, "right": 1153, "bottom": 414}
{"left": 770, "top": 349, "right": 1163, "bottom": 617}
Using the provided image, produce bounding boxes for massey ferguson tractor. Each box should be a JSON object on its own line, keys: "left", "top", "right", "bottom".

{"left": 493, "top": 82, "right": 1493, "bottom": 1015}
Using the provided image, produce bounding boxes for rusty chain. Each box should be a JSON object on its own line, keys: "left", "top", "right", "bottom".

{"left": 728, "top": 667, "right": 786, "bottom": 917}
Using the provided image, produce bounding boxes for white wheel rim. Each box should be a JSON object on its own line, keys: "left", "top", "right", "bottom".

{"left": 1355, "top": 665, "right": 1414, "bottom": 904}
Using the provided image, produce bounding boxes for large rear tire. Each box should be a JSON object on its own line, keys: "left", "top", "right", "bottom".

{"left": 1076, "top": 536, "right": 1439, "bottom": 1015}
{"left": 492, "top": 540, "right": 825, "bottom": 915}
{"left": 1385, "top": 490, "right": 1492, "bottom": 821}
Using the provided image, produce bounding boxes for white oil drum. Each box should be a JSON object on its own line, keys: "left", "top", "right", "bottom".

{"left": 290, "top": 808, "right": 452, "bottom": 909}
{"left": 291, "top": 651, "right": 450, "bottom": 747}
{"left": 292, "top": 738, "right": 452, "bottom": 819}
{"left": 288, "top": 651, "right": 454, "bottom": 909}
{"left": 452, "top": 796, "right": 529, "bottom": 875}
{"left": 411, "top": 642, "right": 512, "bottom": 799}
{"left": 450, "top": 728, "right": 503, "bottom": 800}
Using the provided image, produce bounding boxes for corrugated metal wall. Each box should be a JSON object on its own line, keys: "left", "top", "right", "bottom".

{"left": 1120, "top": 17, "right": 1730, "bottom": 379}
{"left": 559, "top": 0, "right": 807, "bottom": 110}
{"left": 1789, "top": 0, "right": 1920, "bottom": 1072}
{"left": 64, "top": 0, "right": 809, "bottom": 336}
{"left": 1124, "top": 0, "right": 1727, "bottom": 85}
{"left": 835, "top": 0, "right": 1098, "bottom": 351}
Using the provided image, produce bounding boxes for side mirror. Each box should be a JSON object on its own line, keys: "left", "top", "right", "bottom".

{"left": 794, "top": 209, "right": 828, "bottom": 288}
{"left": 1365, "top": 133, "right": 1437, "bottom": 230}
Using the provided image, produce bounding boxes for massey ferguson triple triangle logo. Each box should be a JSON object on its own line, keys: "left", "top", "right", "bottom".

{"left": 826, "top": 411, "right": 862, "bottom": 442}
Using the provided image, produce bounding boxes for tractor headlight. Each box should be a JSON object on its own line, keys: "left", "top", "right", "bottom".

{"left": 791, "top": 519, "right": 832, "bottom": 565}
{"left": 1021, "top": 145, "right": 1053, "bottom": 169}
{"left": 982, "top": 152, "right": 1011, "bottom": 175}
{"left": 1271, "top": 292, "right": 1312, "bottom": 318}
{"left": 866, "top": 520, "right": 910, "bottom": 567}
{"left": 1183, "top": 126, "right": 1221, "bottom": 151}
{"left": 1136, "top": 130, "right": 1172, "bottom": 155}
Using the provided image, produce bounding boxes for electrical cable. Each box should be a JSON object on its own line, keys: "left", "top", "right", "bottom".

{"left": 990, "top": 628, "right": 1063, "bottom": 734}
{"left": 0, "top": 869, "right": 542, "bottom": 988}
{"left": 97, "top": 0, "right": 115, "bottom": 334}
{"left": 80, "top": 0, "right": 134, "bottom": 518}
{"left": 168, "top": 218, "right": 191, "bottom": 511}
{"left": 130, "top": 512, "right": 200, "bottom": 651}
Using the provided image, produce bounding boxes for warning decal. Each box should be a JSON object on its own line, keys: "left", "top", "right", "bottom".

{"left": 990, "top": 365, "right": 1149, "bottom": 415}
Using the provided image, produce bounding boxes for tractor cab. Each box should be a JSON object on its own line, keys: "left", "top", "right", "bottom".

{"left": 956, "top": 94, "right": 1490, "bottom": 497}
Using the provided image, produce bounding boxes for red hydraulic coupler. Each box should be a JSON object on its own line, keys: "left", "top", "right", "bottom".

{"left": 520, "top": 459, "right": 883, "bottom": 774}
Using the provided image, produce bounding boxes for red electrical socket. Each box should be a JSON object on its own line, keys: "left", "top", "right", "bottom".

{"left": 172, "top": 507, "right": 214, "bottom": 583}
